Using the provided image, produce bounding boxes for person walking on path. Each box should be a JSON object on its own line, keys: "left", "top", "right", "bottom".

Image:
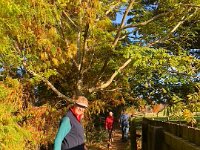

{"left": 54, "top": 96, "right": 88, "bottom": 150}
{"left": 105, "top": 111, "right": 114, "bottom": 143}
{"left": 119, "top": 110, "right": 130, "bottom": 142}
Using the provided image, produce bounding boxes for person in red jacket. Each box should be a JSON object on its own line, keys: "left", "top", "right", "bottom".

{"left": 105, "top": 111, "right": 114, "bottom": 143}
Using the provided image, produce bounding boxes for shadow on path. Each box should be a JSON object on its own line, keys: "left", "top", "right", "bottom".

{"left": 93, "top": 129, "right": 130, "bottom": 150}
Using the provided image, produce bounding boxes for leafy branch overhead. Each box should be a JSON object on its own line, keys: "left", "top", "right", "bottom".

{"left": 0, "top": 0, "right": 199, "bottom": 104}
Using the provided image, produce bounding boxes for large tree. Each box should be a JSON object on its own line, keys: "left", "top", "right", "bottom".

{"left": 0, "top": 0, "right": 199, "bottom": 107}
{"left": 0, "top": 0, "right": 200, "bottom": 148}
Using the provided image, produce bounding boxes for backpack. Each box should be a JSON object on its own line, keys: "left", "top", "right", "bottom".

{"left": 120, "top": 114, "right": 129, "bottom": 127}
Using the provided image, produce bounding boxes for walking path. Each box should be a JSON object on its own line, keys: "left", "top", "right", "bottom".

{"left": 87, "top": 128, "right": 142, "bottom": 150}
{"left": 97, "top": 129, "right": 130, "bottom": 150}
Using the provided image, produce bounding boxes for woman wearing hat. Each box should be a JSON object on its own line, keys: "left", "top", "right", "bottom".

{"left": 54, "top": 96, "right": 88, "bottom": 150}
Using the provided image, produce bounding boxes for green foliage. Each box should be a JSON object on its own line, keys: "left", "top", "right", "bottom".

{"left": 86, "top": 128, "right": 107, "bottom": 143}
{"left": 0, "top": 104, "right": 31, "bottom": 150}
{"left": 22, "top": 104, "right": 65, "bottom": 147}
{"left": 88, "top": 100, "right": 106, "bottom": 115}
{"left": 0, "top": 78, "right": 33, "bottom": 150}
{"left": 183, "top": 109, "right": 197, "bottom": 126}
{"left": 162, "top": 84, "right": 200, "bottom": 126}
{"left": 130, "top": 0, "right": 200, "bottom": 51}
{"left": 0, "top": 78, "right": 66, "bottom": 149}
{"left": 0, "top": 85, "right": 9, "bottom": 100}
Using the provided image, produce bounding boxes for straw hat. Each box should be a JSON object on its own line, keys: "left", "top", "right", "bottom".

{"left": 74, "top": 96, "right": 88, "bottom": 108}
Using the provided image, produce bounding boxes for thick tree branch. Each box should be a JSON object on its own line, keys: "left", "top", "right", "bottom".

{"left": 104, "top": 88, "right": 123, "bottom": 92}
{"left": 76, "top": 23, "right": 90, "bottom": 93}
{"left": 80, "top": 23, "right": 90, "bottom": 74}
{"left": 112, "top": 0, "right": 135, "bottom": 47}
{"left": 147, "top": 16, "right": 186, "bottom": 47}
{"left": 92, "top": 58, "right": 109, "bottom": 86}
{"left": 89, "top": 0, "right": 135, "bottom": 92}
{"left": 182, "top": 4, "right": 200, "bottom": 8}
{"left": 148, "top": 8, "right": 198, "bottom": 47}
{"left": 122, "top": 11, "right": 170, "bottom": 30}
{"left": 105, "top": 1, "right": 121, "bottom": 15}
{"left": 82, "top": 52, "right": 95, "bottom": 74}
{"left": 62, "top": 11, "right": 78, "bottom": 28}
{"left": 77, "top": 1, "right": 83, "bottom": 71}
{"left": 77, "top": 31, "right": 82, "bottom": 71}
{"left": 89, "top": 58, "right": 132, "bottom": 92}
{"left": 27, "top": 69, "right": 73, "bottom": 102}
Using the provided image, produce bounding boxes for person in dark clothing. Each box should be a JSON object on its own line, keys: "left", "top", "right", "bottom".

{"left": 54, "top": 96, "right": 88, "bottom": 150}
{"left": 119, "top": 110, "right": 129, "bottom": 141}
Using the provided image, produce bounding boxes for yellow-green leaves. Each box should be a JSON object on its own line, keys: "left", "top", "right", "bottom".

{"left": 88, "top": 100, "right": 106, "bottom": 115}
{"left": 0, "top": 78, "right": 33, "bottom": 149}
{"left": 183, "top": 109, "right": 197, "bottom": 126}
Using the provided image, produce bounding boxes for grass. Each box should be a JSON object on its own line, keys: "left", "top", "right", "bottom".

{"left": 131, "top": 113, "right": 200, "bottom": 129}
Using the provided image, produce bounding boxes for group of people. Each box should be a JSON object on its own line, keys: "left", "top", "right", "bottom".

{"left": 54, "top": 95, "right": 130, "bottom": 150}
{"left": 105, "top": 110, "right": 130, "bottom": 143}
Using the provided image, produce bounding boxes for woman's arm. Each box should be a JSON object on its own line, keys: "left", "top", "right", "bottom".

{"left": 105, "top": 117, "right": 108, "bottom": 130}
{"left": 54, "top": 117, "right": 71, "bottom": 150}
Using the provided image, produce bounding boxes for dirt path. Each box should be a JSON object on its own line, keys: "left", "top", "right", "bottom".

{"left": 87, "top": 129, "right": 142, "bottom": 150}
{"left": 98, "top": 129, "right": 130, "bottom": 150}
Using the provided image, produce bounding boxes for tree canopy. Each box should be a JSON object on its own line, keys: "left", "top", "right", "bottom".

{"left": 0, "top": 0, "right": 200, "bottom": 148}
